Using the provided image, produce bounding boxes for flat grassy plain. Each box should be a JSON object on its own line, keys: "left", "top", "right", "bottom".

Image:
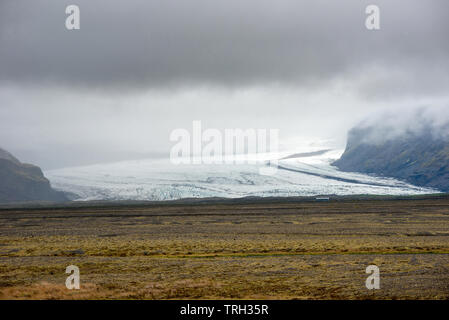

{"left": 1, "top": 196, "right": 449, "bottom": 299}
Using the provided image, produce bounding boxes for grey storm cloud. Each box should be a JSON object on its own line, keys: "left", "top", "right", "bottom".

{"left": 0, "top": 0, "right": 448, "bottom": 96}
{"left": 1, "top": 0, "right": 449, "bottom": 169}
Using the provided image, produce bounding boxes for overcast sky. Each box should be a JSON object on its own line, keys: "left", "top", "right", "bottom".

{"left": 1, "top": 0, "right": 448, "bottom": 169}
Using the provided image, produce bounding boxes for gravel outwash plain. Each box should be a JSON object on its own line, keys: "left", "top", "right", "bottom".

{"left": 1, "top": 196, "right": 449, "bottom": 299}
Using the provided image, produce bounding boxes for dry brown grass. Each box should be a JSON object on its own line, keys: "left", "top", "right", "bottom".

{"left": 1, "top": 198, "right": 449, "bottom": 299}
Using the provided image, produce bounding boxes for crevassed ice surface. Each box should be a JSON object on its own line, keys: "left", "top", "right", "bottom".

{"left": 45, "top": 148, "right": 438, "bottom": 201}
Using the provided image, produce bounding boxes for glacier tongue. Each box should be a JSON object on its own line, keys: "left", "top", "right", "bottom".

{"left": 45, "top": 151, "right": 438, "bottom": 201}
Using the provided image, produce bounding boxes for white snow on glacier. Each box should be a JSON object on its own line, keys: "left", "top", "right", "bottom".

{"left": 45, "top": 149, "right": 438, "bottom": 201}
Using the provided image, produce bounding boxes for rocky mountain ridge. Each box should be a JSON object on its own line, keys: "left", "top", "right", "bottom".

{"left": 0, "top": 147, "right": 68, "bottom": 203}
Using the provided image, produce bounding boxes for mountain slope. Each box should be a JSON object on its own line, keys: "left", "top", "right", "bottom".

{"left": 0, "top": 148, "right": 68, "bottom": 203}
{"left": 333, "top": 125, "right": 449, "bottom": 192}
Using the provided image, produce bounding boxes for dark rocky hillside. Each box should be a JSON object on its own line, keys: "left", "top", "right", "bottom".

{"left": 0, "top": 147, "right": 68, "bottom": 203}
{"left": 333, "top": 125, "right": 449, "bottom": 192}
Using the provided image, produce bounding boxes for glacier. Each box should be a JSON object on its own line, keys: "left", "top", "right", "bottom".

{"left": 45, "top": 149, "right": 438, "bottom": 201}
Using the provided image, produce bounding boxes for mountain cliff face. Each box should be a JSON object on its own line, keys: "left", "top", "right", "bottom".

{"left": 333, "top": 125, "right": 449, "bottom": 192}
{"left": 0, "top": 148, "right": 68, "bottom": 203}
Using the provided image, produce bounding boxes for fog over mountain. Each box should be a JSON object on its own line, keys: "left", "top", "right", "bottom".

{"left": 1, "top": 0, "right": 448, "bottom": 169}
{"left": 334, "top": 108, "right": 449, "bottom": 191}
{"left": 345, "top": 106, "right": 449, "bottom": 144}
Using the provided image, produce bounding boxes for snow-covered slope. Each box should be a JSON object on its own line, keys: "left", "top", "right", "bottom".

{"left": 45, "top": 149, "right": 438, "bottom": 201}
